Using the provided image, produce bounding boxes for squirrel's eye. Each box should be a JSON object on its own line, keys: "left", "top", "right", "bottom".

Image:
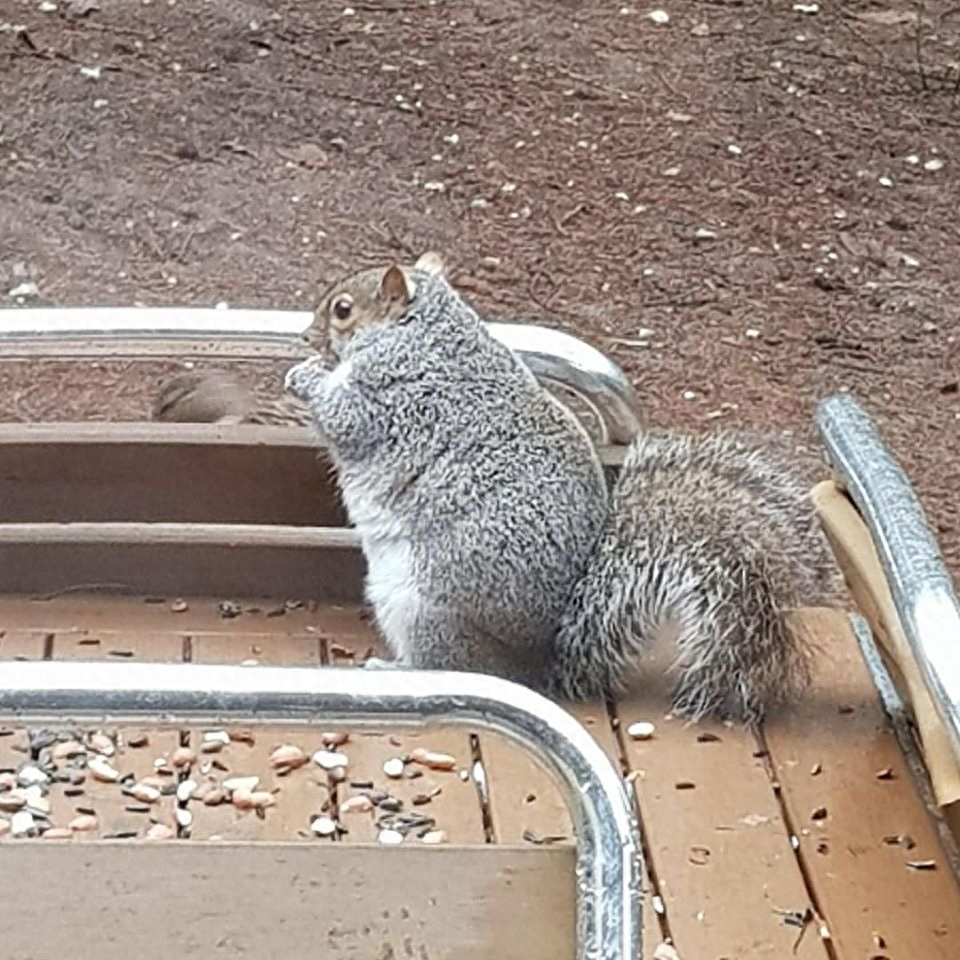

{"left": 330, "top": 294, "right": 353, "bottom": 322}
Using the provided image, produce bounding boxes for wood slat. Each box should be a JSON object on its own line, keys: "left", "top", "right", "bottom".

{"left": 482, "top": 700, "right": 664, "bottom": 957}
{"left": 0, "top": 844, "right": 578, "bottom": 960}
{"left": 617, "top": 645, "right": 830, "bottom": 960}
{"left": 0, "top": 538, "right": 365, "bottom": 601}
{"left": 482, "top": 701, "right": 618, "bottom": 845}
{"left": 0, "top": 629, "right": 47, "bottom": 660}
{"left": 765, "top": 608, "right": 960, "bottom": 959}
{"left": 51, "top": 629, "right": 185, "bottom": 662}
{"left": 0, "top": 594, "right": 366, "bottom": 637}
{"left": 0, "top": 423, "right": 344, "bottom": 527}
{"left": 191, "top": 632, "right": 325, "bottom": 666}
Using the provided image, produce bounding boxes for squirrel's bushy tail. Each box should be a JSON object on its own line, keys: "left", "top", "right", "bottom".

{"left": 550, "top": 431, "right": 843, "bottom": 724}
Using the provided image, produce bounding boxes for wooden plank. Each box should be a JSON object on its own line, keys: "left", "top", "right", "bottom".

{"left": 617, "top": 646, "right": 829, "bottom": 960}
{"left": 0, "top": 843, "right": 577, "bottom": 960}
{"left": 0, "top": 594, "right": 367, "bottom": 637}
{"left": 481, "top": 698, "right": 664, "bottom": 957}
{"left": 0, "top": 423, "right": 343, "bottom": 526}
{"left": 0, "top": 629, "right": 47, "bottom": 660}
{"left": 765, "top": 607, "right": 960, "bottom": 958}
{"left": 482, "top": 701, "right": 618, "bottom": 845}
{"left": 191, "top": 632, "right": 324, "bottom": 666}
{"left": 51, "top": 629, "right": 185, "bottom": 662}
{"left": 0, "top": 538, "right": 365, "bottom": 600}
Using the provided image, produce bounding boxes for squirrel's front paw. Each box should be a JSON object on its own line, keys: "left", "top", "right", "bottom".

{"left": 284, "top": 356, "right": 328, "bottom": 401}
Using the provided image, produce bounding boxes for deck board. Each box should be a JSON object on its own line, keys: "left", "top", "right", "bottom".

{"left": 765, "top": 608, "right": 960, "bottom": 959}
{"left": 0, "top": 629, "right": 47, "bottom": 660}
{"left": 0, "top": 593, "right": 957, "bottom": 960}
{"left": 616, "top": 659, "right": 831, "bottom": 960}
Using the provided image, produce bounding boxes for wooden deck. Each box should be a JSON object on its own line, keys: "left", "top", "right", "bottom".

{"left": 1, "top": 592, "right": 958, "bottom": 960}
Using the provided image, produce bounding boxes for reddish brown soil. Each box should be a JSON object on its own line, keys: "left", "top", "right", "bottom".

{"left": 1, "top": 0, "right": 958, "bottom": 571}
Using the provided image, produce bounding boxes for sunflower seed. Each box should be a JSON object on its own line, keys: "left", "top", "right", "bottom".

{"left": 146, "top": 823, "right": 175, "bottom": 841}
{"left": 10, "top": 810, "right": 37, "bottom": 837}
{"left": 223, "top": 776, "right": 259, "bottom": 793}
{"left": 69, "top": 814, "right": 98, "bottom": 832}
{"left": 627, "top": 721, "right": 656, "bottom": 740}
{"left": 383, "top": 757, "right": 405, "bottom": 779}
{"left": 176, "top": 779, "right": 198, "bottom": 803}
{"left": 311, "top": 815, "right": 338, "bottom": 837}
{"left": 312, "top": 749, "right": 348, "bottom": 771}
{"left": 88, "top": 757, "right": 121, "bottom": 783}
{"left": 270, "top": 744, "right": 308, "bottom": 773}
{"left": 340, "top": 795, "right": 374, "bottom": 814}
{"left": 409, "top": 748, "right": 457, "bottom": 771}
{"left": 130, "top": 783, "right": 161, "bottom": 804}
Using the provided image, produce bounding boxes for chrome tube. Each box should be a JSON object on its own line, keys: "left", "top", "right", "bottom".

{"left": 816, "top": 393, "right": 960, "bottom": 759}
{"left": 486, "top": 322, "right": 643, "bottom": 445}
{"left": 0, "top": 308, "right": 643, "bottom": 447}
{"left": 0, "top": 660, "right": 643, "bottom": 960}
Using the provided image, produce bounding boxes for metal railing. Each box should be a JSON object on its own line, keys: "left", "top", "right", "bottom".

{"left": 0, "top": 661, "right": 643, "bottom": 960}
{"left": 0, "top": 307, "right": 643, "bottom": 447}
{"left": 817, "top": 393, "right": 960, "bottom": 761}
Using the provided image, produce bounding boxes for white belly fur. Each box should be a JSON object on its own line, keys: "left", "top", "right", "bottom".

{"left": 339, "top": 479, "right": 420, "bottom": 660}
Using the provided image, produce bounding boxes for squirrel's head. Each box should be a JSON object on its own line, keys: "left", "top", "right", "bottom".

{"left": 303, "top": 251, "right": 447, "bottom": 357}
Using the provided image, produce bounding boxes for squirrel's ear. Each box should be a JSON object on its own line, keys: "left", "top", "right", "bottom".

{"left": 414, "top": 251, "right": 446, "bottom": 276}
{"left": 378, "top": 264, "right": 413, "bottom": 304}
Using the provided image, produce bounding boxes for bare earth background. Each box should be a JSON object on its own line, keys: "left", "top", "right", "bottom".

{"left": 0, "top": 0, "right": 958, "bottom": 575}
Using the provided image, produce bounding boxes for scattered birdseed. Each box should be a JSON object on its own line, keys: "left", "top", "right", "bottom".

{"left": 321, "top": 731, "right": 350, "bottom": 748}
{"left": 383, "top": 757, "right": 405, "bottom": 779}
{"left": 270, "top": 744, "right": 307, "bottom": 773}
{"left": 146, "top": 823, "right": 175, "bottom": 841}
{"left": 171, "top": 747, "right": 196, "bottom": 768}
{"left": 11, "top": 810, "right": 37, "bottom": 837}
{"left": 176, "top": 779, "right": 197, "bottom": 803}
{"left": 88, "top": 756, "right": 121, "bottom": 783}
{"left": 223, "top": 776, "right": 260, "bottom": 793}
{"left": 68, "top": 813, "right": 99, "bottom": 833}
{"left": 130, "top": 783, "right": 161, "bottom": 804}
{"left": 626, "top": 721, "right": 655, "bottom": 740}
{"left": 313, "top": 750, "right": 349, "bottom": 771}
{"left": 311, "top": 815, "right": 338, "bottom": 837}
{"left": 409, "top": 748, "right": 457, "bottom": 771}
{"left": 17, "top": 765, "right": 50, "bottom": 788}
{"left": 42, "top": 827, "right": 73, "bottom": 840}
{"left": 340, "top": 795, "right": 374, "bottom": 814}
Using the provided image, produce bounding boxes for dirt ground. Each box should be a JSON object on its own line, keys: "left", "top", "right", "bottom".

{"left": 1, "top": 0, "right": 958, "bottom": 573}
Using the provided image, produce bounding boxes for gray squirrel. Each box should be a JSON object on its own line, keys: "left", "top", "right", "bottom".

{"left": 285, "top": 257, "right": 843, "bottom": 724}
